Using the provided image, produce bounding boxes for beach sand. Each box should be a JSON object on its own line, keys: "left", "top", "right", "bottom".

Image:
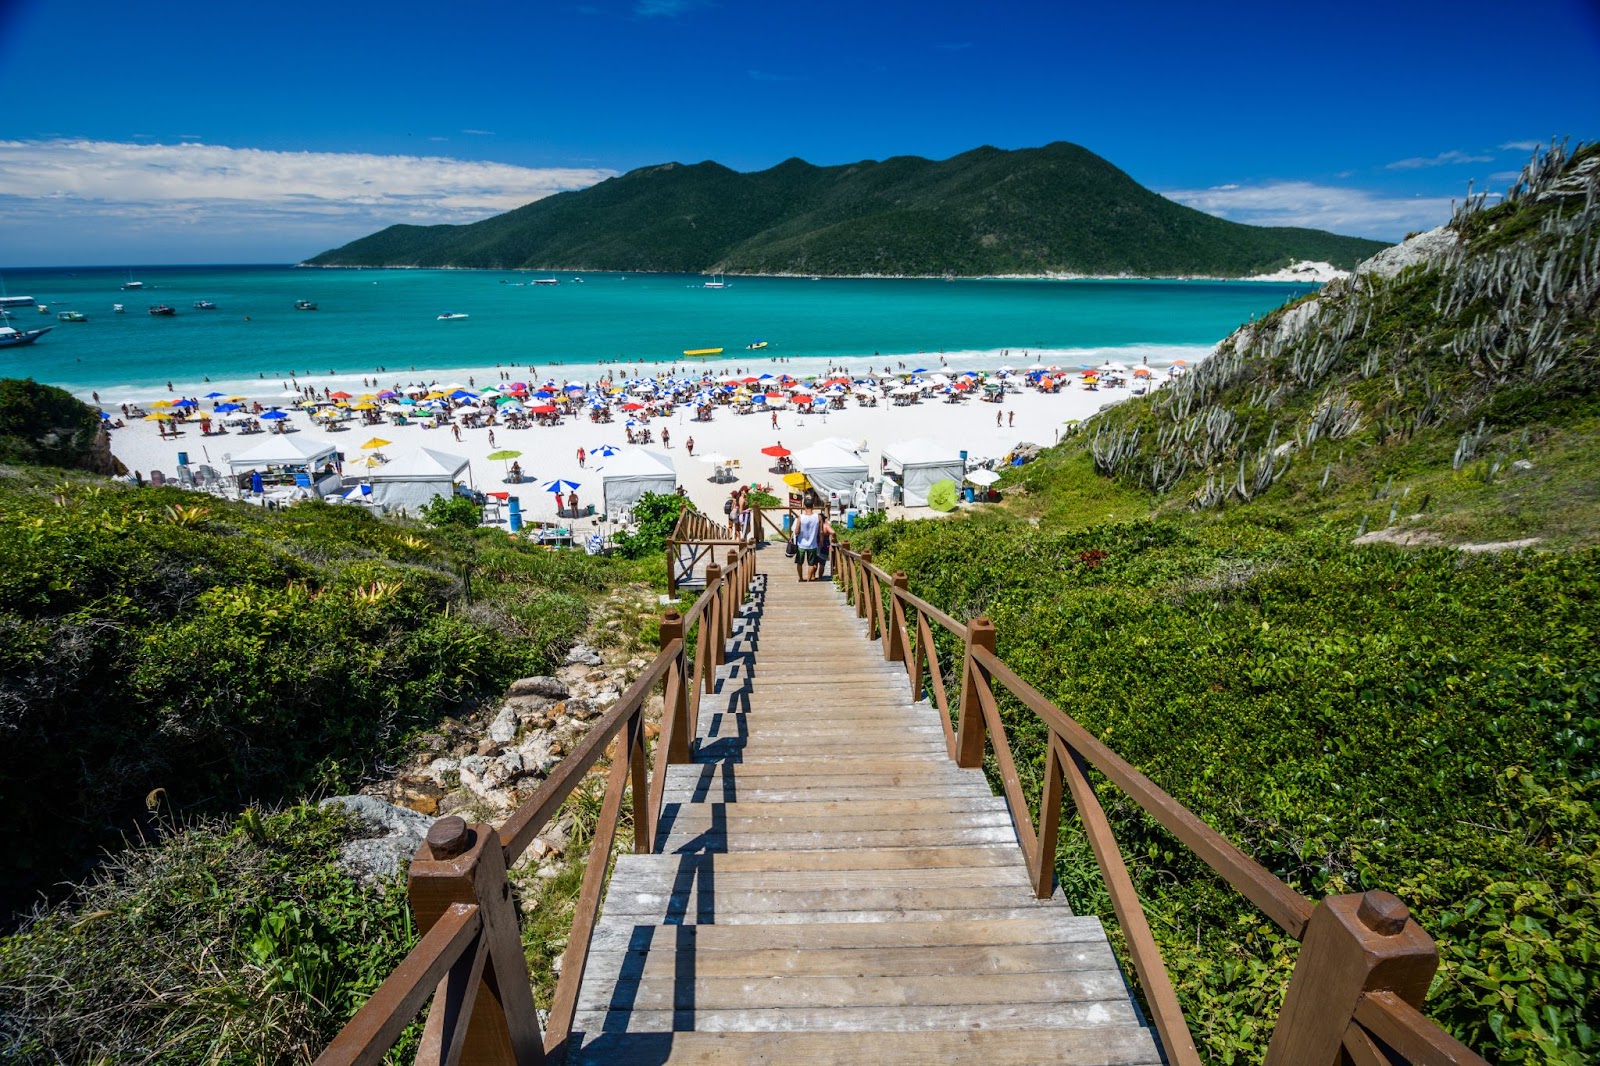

{"left": 99, "top": 356, "right": 1156, "bottom": 529}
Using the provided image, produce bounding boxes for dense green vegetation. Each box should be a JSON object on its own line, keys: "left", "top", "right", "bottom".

{"left": 844, "top": 142, "right": 1600, "bottom": 1063}
{"left": 0, "top": 378, "right": 110, "bottom": 471}
{"left": 306, "top": 142, "right": 1385, "bottom": 277}
{"left": 0, "top": 464, "right": 649, "bottom": 916}
{"left": 0, "top": 804, "right": 417, "bottom": 1064}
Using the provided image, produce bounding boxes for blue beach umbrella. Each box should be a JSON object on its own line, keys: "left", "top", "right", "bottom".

{"left": 171, "top": 398, "right": 197, "bottom": 408}
{"left": 251, "top": 471, "right": 263, "bottom": 494}
{"left": 215, "top": 402, "right": 241, "bottom": 412}
{"left": 260, "top": 410, "right": 288, "bottom": 420}
{"left": 204, "top": 391, "right": 225, "bottom": 399}
{"left": 591, "top": 444, "right": 620, "bottom": 457}
{"left": 544, "top": 479, "right": 581, "bottom": 493}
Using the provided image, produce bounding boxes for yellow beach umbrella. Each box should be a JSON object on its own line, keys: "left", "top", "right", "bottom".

{"left": 151, "top": 399, "right": 174, "bottom": 408}
{"left": 360, "top": 437, "right": 392, "bottom": 450}
{"left": 358, "top": 456, "right": 383, "bottom": 469}
{"left": 782, "top": 472, "right": 812, "bottom": 490}
{"left": 351, "top": 401, "right": 376, "bottom": 411}
{"left": 144, "top": 411, "right": 174, "bottom": 421}
{"left": 227, "top": 395, "right": 248, "bottom": 402}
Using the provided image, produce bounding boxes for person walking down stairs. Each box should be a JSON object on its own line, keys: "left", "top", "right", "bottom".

{"left": 793, "top": 498, "right": 822, "bottom": 581}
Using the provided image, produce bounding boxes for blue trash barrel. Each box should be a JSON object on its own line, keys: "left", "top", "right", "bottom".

{"left": 846, "top": 509, "right": 857, "bottom": 530}
{"left": 963, "top": 487, "right": 975, "bottom": 503}
{"left": 959, "top": 450, "right": 968, "bottom": 462}
{"left": 782, "top": 513, "right": 793, "bottom": 532}
{"left": 508, "top": 496, "right": 522, "bottom": 532}
{"left": 177, "top": 451, "right": 189, "bottom": 467}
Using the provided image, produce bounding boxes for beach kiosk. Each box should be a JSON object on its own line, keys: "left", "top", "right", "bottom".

{"left": 791, "top": 440, "right": 870, "bottom": 507}
{"left": 226, "top": 434, "right": 342, "bottom": 497}
{"left": 366, "top": 446, "right": 472, "bottom": 514}
{"left": 882, "top": 437, "right": 966, "bottom": 507}
{"left": 598, "top": 448, "right": 676, "bottom": 517}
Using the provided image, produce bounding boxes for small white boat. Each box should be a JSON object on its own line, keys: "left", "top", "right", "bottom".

{"left": 437, "top": 311, "right": 469, "bottom": 321}
{"left": 57, "top": 310, "right": 87, "bottom": 322}
{"left": 113, "top": 303, "right": 125, "bottom": 313}
{"left": 532, "top": 278, "right": 559, "bottom": 286}
{"left": 702, "top": 275, "right": 727, "bottom": 289}
{"left": 193, "top": 299, "right": 217, "bottom": 310}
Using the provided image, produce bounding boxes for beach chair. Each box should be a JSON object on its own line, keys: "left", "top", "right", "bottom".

{"left": 293, "top": 472, "right": 313, "bottom": 489}
{"left": 177, "top": 466, "right": 196, "bottom": 487}
{"left": 149, "top": 470, "right": 167, "bottom": 486}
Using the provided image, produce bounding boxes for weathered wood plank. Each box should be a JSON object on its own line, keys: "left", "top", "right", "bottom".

{"left": 579, "top": 940, "right": 1115, "bottom": 983}
{"left": 571, "top": 1027, "right": 1163, "bottom": 1066}
{"left": 585, "top": 914, "right": 1102, "bottom": 953}
{"left": 570, "top": 998, "right": 1143, "bottom": 1034}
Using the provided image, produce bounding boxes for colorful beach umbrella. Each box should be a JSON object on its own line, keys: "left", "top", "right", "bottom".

{"left": 259, "top": 410, "right": 288, "bottom": 420}
{"left": 360, "top": 437, "right": 392, "bottom": 450}
{"left": 543, "top": 479, "right": 580, "bottom": 493}
{"left": 926, "top": 479, "right": 961, "bottom": 513}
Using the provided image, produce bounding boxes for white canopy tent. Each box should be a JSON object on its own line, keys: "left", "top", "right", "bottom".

{"left": 226, "top": 434, "right": 339, "bottom": 474}
{"left": 882, "top": 437, "right": 966, "bottom": 507}
{"left": 791, "top": 441, "right": 869, "bottom": 505}
{"left": 598, "top": 448, "right": 676, "bottom": 516}
{"left": 366, "top": 447, "right": 471, "bottom": 514}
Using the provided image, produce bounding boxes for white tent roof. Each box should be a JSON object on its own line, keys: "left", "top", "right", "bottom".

{"left": 882, "top": 437, "right": 963, "bottom": 467}
{"left": 368, "top": 446, "right": 470, "bottom": 483}
{"left": 595, "top": 448, "right": 675, "bottom": 478}
{"left": 791, "top": 441, "right": 867, "bottom": 472}
{"left": 226, "top": 434, "right": 338, "bottom": 472}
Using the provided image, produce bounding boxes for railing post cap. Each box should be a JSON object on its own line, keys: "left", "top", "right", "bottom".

{"left": 426, "top": 815, "right": 472, "bottom": 858}
{"left": 970, "top": 616, "right": 994, "bottom": 630}
{"left": 663, "top": 608, "right": 682, "bottom": 621}
{"left": 1357, "top": 890, "right": 1410, "bottom": 935}
{"left": 893, "top": 571, "right": 908, "bottom": 584}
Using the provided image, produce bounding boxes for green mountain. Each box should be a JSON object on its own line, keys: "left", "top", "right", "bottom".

{"left": 305, "top": 143, "right": 1386, "bottom": 277}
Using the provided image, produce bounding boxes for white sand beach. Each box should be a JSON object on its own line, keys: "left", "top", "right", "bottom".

{"left": 96, "top": 353, "right": 1182, "bottom": 530}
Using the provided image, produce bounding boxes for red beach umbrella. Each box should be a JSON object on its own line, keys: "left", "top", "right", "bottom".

{"left": 760, "top": 445, "right": 791, "bottom": 458}
{"left": 531, "top": 404, "right": 558, "bottom": 414}
{"left": 622, "top": 402, "right": 644, "bottom": 411}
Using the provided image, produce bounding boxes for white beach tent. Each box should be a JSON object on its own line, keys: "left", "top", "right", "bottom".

{"left": 598, "top": 448, "right": 677, "bottom": 516}
{"left": 226, "top": 433, "right": 339, "bottom": 475}
{"left": 366, "top": 446, "right": 471, "bottom": 514}
{"left": 791, "top": 440, "right": 869, "bottom": 504}
{"left": 882, "top": 437, "right": 966, "bottom": 507}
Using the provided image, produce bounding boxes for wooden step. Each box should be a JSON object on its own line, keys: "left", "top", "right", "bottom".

{"left": 586, "top": 914, "right": 1098, "bottom": 954}
{"left": 570, "top": 998, "right": 1145, "bottom": 1036}
{"left": 571, "top": 1027, "right": 1163, "bottom": 1065}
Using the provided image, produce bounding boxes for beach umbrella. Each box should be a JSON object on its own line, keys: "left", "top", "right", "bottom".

{"left": 376, "top": 390, "right": 397, "bottom": 398}
{"left": 591, "top": 444, "right": 620, "bottom": 457}
{"left": 329, "top": 390, "right": 353, "bottom": 400}
{"left": 360, "top": 437, "right": 392, "bottom": 450}
{"left": 966, "top": 468, "right": 1001, "bottom": 487}
{"left": 215, "top": 402, "right": 241, "bottom": 413}
{"left": 487, "top": 449, "right": 523, "bottom": 479}
{"left": 351, "top": 401, "right": 376, "bottom": 411}
{"left": 544, "top": 479, "right": 580, "bottom": 494}
{"left": 382, "top": 403, "right": 409, "bottom": 414}
{"left": 251, "top": 471, "right": 263, "bottom": 494}
{"left": 926, "top": 479, "right": 961, "bottom": 513}
{"left": 259, "top": 410, "right": 288, "bottom": 420}
{"left": 782, "top": 472, "right": 811, "bottom": 490}
{"left": 143, "top": 411, "right": 174, "bottom": 421}
{"left": 696, "top": 451, "right": 733, "bottom": 465}
{"left": 530, "top": 404, "right": 558, "bottom": 415}
{"left": 622, "top": 402, "right": 644, "bottom": 411}
{"left": 760, "top": 445, "right": 791, "bottom": 458}
{"left": 1133, "top": 367, "right": 1152, "bottom": 377}
{"left": 203, "top": 391, "right": 225, "bottom": 399}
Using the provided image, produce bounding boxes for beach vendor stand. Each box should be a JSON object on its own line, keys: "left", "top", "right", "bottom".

{"left": 597, "top": 448, "right": 676, "bottom": 518}
{"left": 226, "top": 434, "right": 342, "bottom": 499}
{"left": 366, "top": 447, "right": 472, "bottom": 515}
{"left": 791, "top": 440, "right": 869, "bottom": 510}
{"left": 882, "top": 437, "right": 967, "bottom": 508}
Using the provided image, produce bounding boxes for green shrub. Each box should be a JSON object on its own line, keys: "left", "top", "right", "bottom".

{"left": 0, "top": 378, "right": 104, "bottom": 470}
{"left": 614, "top": 491, "right": 691, "bottom": 559}
{"left": 419, "top": 492, "right": 481, "bottom": 528}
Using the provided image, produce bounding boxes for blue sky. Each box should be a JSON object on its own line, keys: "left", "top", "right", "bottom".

{"left": 2, "top": 0, "right": 1597, "bottom": 265}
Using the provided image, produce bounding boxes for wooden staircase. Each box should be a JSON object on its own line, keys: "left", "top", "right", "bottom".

{"left": 571, "top": 559, "right": 1162, "bottom": 1064}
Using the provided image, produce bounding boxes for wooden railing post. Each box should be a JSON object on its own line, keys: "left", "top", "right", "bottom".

{"left": 1264, "top": 891, "right": 1439, "bottom": 1066}
{"left": 886, "top": 572, "right": 909, "bottom": 662}
{"left": 408, "top": 817, "right": 544, "bottom": 1065}
{"left": 702, "top": 562, "right": 722, "bottom": 693}
{"left": 725, "top": 549, "right": 740, "bottom": 637}
{"left": 955, "top": 616, "right": 996, "bottom": 768}
{"left": 664, "top": 539, "right": 677, "bottom": 596}
{"left": 660, "top": 610, "right": 691, "bottom": 764}
{"left": 837, "top": 541, "right": 852, "bottom": 600}
{"left": 856, "top": 551, "right": 871, "bottom": 619}
{"left": 751, "top": 503, "right": 762, "bottom": 543}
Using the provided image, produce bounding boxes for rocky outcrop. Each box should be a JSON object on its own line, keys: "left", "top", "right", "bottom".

{"left": 320, "top": 795, "right": 435, "bottom": 882}
{"left": 1355, "top": 225, "right": 1460, "bottom": 279}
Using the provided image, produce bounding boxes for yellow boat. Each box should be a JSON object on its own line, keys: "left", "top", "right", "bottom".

{"left": 746, "top": 340, "right": 768, "bottom": 350}
{"left": 683, "top": 347, "right": 724, "bottom": 357}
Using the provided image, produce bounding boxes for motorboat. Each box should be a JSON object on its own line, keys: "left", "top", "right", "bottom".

{"left": 113, "top": 303, "right": 125, "bottom": 313}
{"left": 0, "top": 324, "right": 51, "bottom": 347}
{"left": 121, "top": 280, "right": 144, "bottom": 290}
{"left": 148, "top": 304, "right": 176, "bottom": 316}
{"left": 746, "top": 340, "right": 768, "bottom": 350}
{"left": 532, "top": 278, "right": 559, "bottom": 286}
{"left": 294, "top": 300, "right": 318, "bottom": 310}
{"left": 437, "top": 311, "right": 470, "bottom": 320}
{"left": 0, "top": 295, "right": 34, "bottom": 311}
{"left": 702, "top": 275, "right": 727, "bottom": 289}
{"left": 56, "top": 310, "right": 87, "bottom": 322}
{"left": 193, "top": 299, "right": 217, "bottom": 310}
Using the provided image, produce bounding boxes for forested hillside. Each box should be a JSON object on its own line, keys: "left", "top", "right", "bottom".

{"left": 307, "top": 142, "right": 1385, "bottom": 277}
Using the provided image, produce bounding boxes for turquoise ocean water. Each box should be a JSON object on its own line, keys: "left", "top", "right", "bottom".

{"left": 2, "top": 265, "right": 1315, "bottom": 401}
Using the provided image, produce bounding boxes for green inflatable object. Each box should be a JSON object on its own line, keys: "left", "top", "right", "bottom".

{"left": 927, "top": 479, "right": 960, "bottom": 512}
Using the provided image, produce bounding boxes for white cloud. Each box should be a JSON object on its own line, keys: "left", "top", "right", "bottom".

{"left": 1386, "top": 149, "right": 1494, "bottom": 170}
{"left": 1500, "top": 140, "right": 1542, "bottom": 152}
{"left": 0, "top": 139, "right": 615, "bottom": 263}
{"left": 1161, "top": 181, "right": 1457, "bottom": 241}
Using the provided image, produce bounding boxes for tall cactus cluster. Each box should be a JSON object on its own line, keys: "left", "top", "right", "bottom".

{"left": 1086, "top": 139, "right": 1599, "bottom": 508}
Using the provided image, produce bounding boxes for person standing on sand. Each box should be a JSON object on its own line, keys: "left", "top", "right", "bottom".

{"left": 577, "top": 447, "right": 586, "bottom": 468}
{"left": 1009, "top": 411, "right": 1015, "bottom": 428}
{"left": 793, "top": 498, "right": 821, "bottom": 582}
{"left": 488, "top": 429, "right": 496, "bottom": 448}
{"left": 661, "top": 428, "right": 670, "bottom": 449}
{"left": 685, "top": 436, "right": 695, "bottom": 456}
{"left": 771, "top": 410, "right": 779, "bottom": 430}
{"left": 996, "top": 410, "right": 1003, "bottom": 428}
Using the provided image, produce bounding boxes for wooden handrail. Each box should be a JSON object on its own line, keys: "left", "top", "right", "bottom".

{"left": 315, "top": 903, "right": 482, "bottom": 1066}
{"left": 319, "top": 535, "right": 759, "bottom": 1066}
{"left": 828, "top": 544, "right": 1487, "bottom": 1066}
